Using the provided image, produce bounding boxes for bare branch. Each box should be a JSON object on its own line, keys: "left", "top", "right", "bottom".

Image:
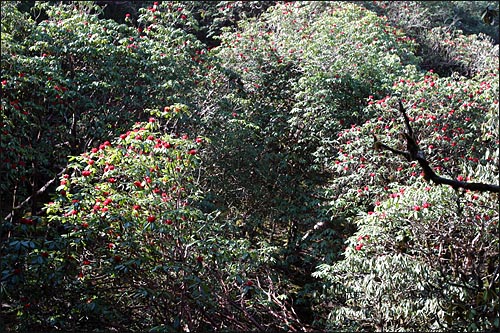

{"left": 372, "top": 134, "right": 411, "bottom": 160}
{"left": 399, "top": 99, "right": 414, "bottom": 141}
{"left": 228, "top": 300, "right": 267, "bottom": 331}
{"left": 3, "top": 167, "right": 68, "bottom": 221}
{"left": 372, "top": 100, "right": 499, "bottom": 193}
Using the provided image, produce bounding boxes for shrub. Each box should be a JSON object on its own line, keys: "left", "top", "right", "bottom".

{"left": 200, "top": 0, "right": 422, "bottom": 249}
{"left": 0, "top": 1, "right": 210, "bottom": 219}
{"left": 355, "top": 1, "right": 500, "bottom": 76}
{"left": 313, "top": 69, "right": 499, "bottom": 330}
{"left": 1, "top": 105, "right": 304, "bottom": 331}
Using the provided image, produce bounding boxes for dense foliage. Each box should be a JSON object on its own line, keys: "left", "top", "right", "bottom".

{"left": 1, "top": 1, "right": 499, "bottom": 332}
{"left": 314, "top": 72, "right": 499, "bottom": 330}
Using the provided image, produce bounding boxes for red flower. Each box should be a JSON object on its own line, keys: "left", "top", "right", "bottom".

{"left": 134, "top": 180, "right": 144, "bottom": 188}
{"left": 82, "top": 170, "right": 91, "bottom": 177}
{"left": 188, "top": 149, "right": 197, "bottom": 155}
{"left": 422, "top": 202, "right": 431, "bottom": 209}
{"left": 355, "top": 244, "right": 363, "bottom": 251}
{"left": 147, "top": 215, "right": 156, "bottom": 223}
{"left": 413, "top": 205, "right": 421, "bottom": 211}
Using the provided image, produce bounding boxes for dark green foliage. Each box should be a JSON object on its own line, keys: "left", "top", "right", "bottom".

{"left": 1, "top": 1, "right": 498, "bottom": 331}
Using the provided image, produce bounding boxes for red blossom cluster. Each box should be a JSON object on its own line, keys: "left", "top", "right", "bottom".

{"left": 355, "top": 234, "right": 370, "bottom": 251}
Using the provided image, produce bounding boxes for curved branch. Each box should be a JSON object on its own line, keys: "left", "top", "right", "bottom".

{"left": 372, "top": 100, "right": 499, "bottom": 193}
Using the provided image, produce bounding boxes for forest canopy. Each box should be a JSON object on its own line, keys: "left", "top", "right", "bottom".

{"left": 1, "top": 1, "right": 499, "bottom": 332}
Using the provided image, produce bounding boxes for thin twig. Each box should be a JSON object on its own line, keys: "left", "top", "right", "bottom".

{"left": 3, "top": 167, "right": 68, "bottom": 221}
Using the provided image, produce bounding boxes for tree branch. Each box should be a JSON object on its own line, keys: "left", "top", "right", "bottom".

{"left": 372, "top": 100, "right": 499, "bottom": 193}
{"left": 228, "top": 300, "right": 267, "bottom": 332}
{"left": 3, "top": 167, "right": 68, "bottom": 221}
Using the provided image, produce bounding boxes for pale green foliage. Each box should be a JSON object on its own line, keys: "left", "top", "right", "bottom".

{"left": 314, "top": 71, "right": 499, "bottom": 330}
{"left": 314, "top": 183, "right": 499, "bottom": 331}
{"left": 358, "top": 0, "right": 500, "bottom": 75}
{"left": 421, "top": 26, "right": 499, "bottom": 76}
{"left": 315, "top": 253, "right": 446, "bottom": 331}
